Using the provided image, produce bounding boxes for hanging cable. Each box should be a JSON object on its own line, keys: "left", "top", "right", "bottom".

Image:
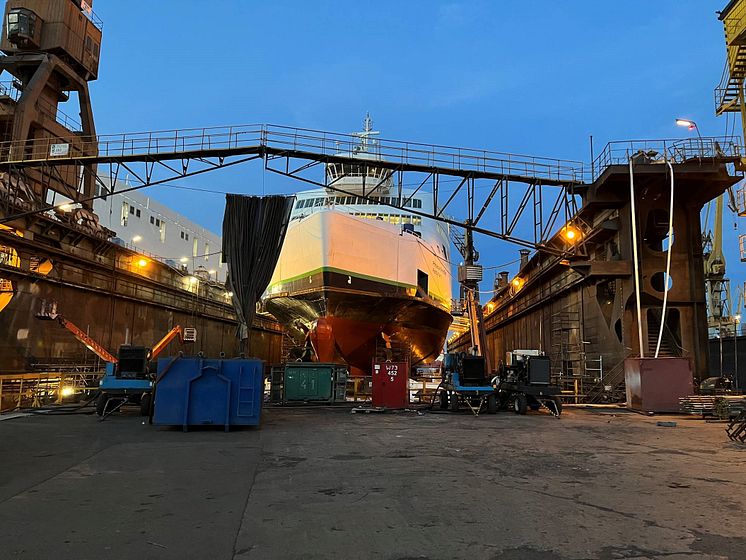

{"left": 629, "top": 158, "right": 645, "bottom": 358}
{"left": 655, "top": 162, "right": 675, "bottom": 358}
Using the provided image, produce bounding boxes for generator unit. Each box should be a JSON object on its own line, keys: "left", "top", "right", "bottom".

{"left": 439, "top": 352, "right": 499, "bottom": 415}
{"left": 496, "top": 350, "right": 562, "bottom": 415}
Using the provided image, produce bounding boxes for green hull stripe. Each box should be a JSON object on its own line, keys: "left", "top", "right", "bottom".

{"left": 269, "top": 266, "right": 414, "bottom": 290}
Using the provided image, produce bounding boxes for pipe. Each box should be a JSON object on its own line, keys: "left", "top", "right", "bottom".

{"left": 629, "top": 158, "right": 645, "bottom": 358}
{"left": 655, "top": 162, "right": 675, "bottom": 358}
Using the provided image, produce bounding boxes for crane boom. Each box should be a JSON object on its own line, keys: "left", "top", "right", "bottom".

{"left": 56, "top": 317, "right": 119, "bottom": 363}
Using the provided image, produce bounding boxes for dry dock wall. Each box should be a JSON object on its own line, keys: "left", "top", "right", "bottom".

{"left": 451, "top": 159, "right": 738, "bottom": 395}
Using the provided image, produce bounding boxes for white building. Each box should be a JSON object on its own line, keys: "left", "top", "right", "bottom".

{"left": 93, "top": 179, "right": 226, "bottom": 282}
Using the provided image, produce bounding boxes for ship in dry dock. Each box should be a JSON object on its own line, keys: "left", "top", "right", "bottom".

{"left": 262, "top": 116, "right": 453, "bottom": 376}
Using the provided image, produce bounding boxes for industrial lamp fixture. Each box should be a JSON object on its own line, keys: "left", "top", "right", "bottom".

{"left": 675, "top": 118, "right": 703, "bottom": 142}
{"left": 675, "top": 118, "right": 697, "bottom": 131}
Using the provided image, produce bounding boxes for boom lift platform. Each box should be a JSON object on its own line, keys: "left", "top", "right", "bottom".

{"left": 35, "top": 301, "right": 196, "bottom": 417}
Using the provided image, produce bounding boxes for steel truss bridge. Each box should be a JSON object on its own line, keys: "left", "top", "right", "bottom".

{"left": 0, "top": 124, "right": 742, "bottom": 257}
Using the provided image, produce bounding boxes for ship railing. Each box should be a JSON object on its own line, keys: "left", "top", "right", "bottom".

{"left": 591, "top": 136, "right": 743, "bottom": 179}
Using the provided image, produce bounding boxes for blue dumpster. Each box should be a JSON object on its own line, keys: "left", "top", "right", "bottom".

{"left": 153, "top": 357, "right": 263, "bottom": 431}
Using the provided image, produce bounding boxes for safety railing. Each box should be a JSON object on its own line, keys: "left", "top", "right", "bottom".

{"left": 591, "top": 136, "right": 743, "bottom": 179}
{"left": 0, "top": 80, "right": 82, "bottom": 130}
{"left": 81, "top": 3, "right": 104, "bottom": 30}
{"left": 0, "top": 123, "right": 742, "bottom": 186}
{"left": 0, "top": 123, "right": 589, "bottom": 185}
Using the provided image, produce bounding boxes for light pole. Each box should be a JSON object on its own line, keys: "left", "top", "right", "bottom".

{"left": 675, "top": 118, "right": 704, "bottom": 155}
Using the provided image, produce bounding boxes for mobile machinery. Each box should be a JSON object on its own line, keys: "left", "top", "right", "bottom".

{"left": 495, "top": 350, "right": 562, "bottom": 416}
{"left": 35, "top": 301, "right": 195, "bottom": 416}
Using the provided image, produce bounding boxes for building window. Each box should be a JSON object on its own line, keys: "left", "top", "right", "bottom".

{"left": 150, "top": 216, "right": 154, "bottom": 224}
{"left": 193, "top": 237, "right": 199, "bottom": 257}
{"left": 180, "top": 231, "right": 184, "bottom": 239}
{"left": 185, "top": 233, "right": 189, "bottom": 241}
{"left": 204, "top": 243, "right": 210, "bottom": 261}
{"left": 129, "top": 206, "right": 134, "bottom": 215}
{"left": 135, "top": 209, "right": 141, "bottom": 218}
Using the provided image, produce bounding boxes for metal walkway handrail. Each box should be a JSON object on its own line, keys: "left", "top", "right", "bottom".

{"left": 592, "top": 136, "right": 743, "bottom": 179}
{"left": 0, "top": 123, "right": 589, "bottom": 186}
{"left": 0, "top": 123, "right": 741, "bottom": 187}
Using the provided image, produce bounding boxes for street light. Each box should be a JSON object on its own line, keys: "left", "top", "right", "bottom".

{"left": 675, "top": 118, "right": 698, "bottom": 131}
{"left": 675, "top": 118, "right": 704, "bottom": 153}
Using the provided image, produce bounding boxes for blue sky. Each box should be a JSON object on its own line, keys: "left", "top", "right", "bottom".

{"left": 85, "top": 1, "right": 744, "bottom": 299}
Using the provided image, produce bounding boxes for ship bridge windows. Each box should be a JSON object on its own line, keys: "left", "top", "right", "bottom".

{"left": 327, "top": 163, "right": 388, "bottom": 180}
{"left": 351, "top": 212, "right": 422, "bottom": 226}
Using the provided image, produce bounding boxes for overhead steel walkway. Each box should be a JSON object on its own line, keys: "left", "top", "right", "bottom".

{"left": 0, "top": 124, "right": 742, "bottom": 255}
{"left": 0, "top": 123, "right": 587, "bottom": 186}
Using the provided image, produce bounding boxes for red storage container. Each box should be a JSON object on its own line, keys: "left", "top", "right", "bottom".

{"left": 372, "top": 361, "right": 409, "bottom": 409}
{"left": 624, "top": 357, "right": 694, "bottom": 413}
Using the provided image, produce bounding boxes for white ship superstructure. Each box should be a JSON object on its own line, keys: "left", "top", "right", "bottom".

{"left": 263, "top": 115, "right": 453, "bottom": 375}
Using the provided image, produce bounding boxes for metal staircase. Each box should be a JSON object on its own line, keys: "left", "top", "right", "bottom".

{"left": 716, "top": 1, "right": 746, "bottom": 115}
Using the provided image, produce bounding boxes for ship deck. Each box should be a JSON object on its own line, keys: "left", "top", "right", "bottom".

{"left": 1, "top": 408, "right": 745, "bottom": 559}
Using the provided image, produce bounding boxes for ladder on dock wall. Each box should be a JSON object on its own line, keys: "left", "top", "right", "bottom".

{"left": 550, "top": 311, "right": 583, "bottom": 391}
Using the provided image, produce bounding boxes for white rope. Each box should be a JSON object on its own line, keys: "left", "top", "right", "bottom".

{"left": 655, "top": 162, "right": 675, "bottom": 358}
{"left": 629, "top": 159, "right": 644, "bottom": 358}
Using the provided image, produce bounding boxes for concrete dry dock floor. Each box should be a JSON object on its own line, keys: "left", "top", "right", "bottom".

{"left": 1, "top": 409, "right": 746, "bottom": 560}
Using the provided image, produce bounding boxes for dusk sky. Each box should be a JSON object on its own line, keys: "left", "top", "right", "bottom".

{"left": 86, "top": 1, "right": 744, "bottom": 303}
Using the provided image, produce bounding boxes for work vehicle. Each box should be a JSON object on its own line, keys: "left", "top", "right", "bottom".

{"left": 36, "top": 300, "right": 195, "bottom": 417}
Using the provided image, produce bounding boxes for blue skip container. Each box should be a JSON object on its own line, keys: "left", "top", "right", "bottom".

{"left": 153, "top": 357, "right": 263, "bottom": 431}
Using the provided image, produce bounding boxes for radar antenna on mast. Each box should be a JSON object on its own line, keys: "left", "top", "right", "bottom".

{"left": 352, "top": 112, "right": 380, "bottom": 153}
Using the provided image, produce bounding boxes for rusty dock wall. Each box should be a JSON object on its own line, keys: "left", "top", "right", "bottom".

{"left": 451, "top": 156, "right": 740, "bottom": 400}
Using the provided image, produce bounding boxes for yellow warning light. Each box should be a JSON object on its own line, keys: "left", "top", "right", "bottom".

{"left": 561, "top": 223, "right": 581, "bottom": 243}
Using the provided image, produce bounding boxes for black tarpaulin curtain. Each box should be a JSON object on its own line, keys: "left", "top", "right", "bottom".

{"left": 222, "top": 194, "right": 294, "bottom": 351}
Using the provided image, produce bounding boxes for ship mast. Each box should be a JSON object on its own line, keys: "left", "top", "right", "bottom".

{"left": 352, "top": 112, "right": 379, "bottom": 154}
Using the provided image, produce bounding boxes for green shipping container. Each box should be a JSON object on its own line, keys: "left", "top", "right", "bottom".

{"left": 283, "top": 363, "right": 347, "bottom": 403}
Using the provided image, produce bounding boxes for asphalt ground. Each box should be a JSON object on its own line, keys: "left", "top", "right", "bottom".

{"left": 1, "top": 406, "right": 745, "bottom": 560}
